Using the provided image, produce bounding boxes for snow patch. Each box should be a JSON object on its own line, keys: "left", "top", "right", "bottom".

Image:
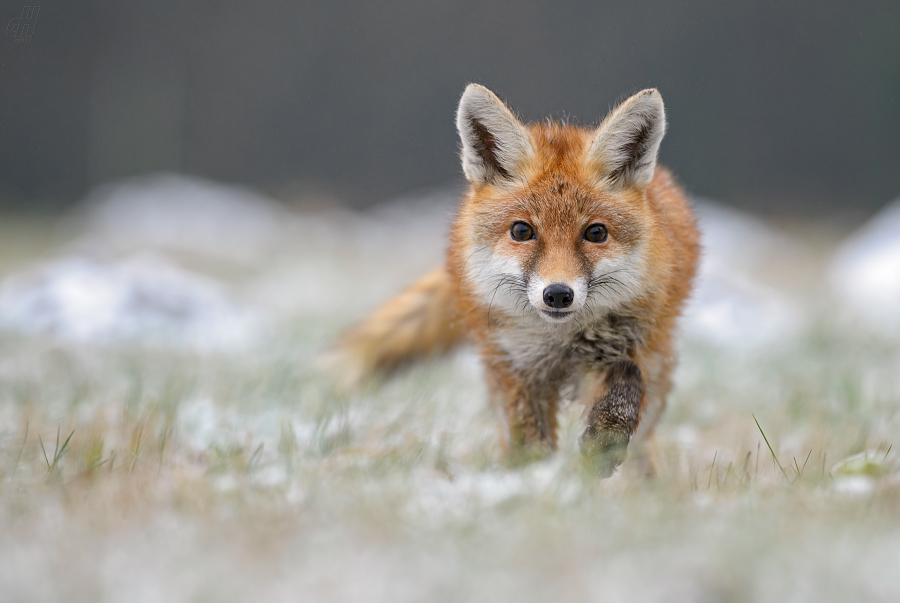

{"left": 684, "top": 268, "right": 801, "bottom": 350}
{"left": 833, "top": 475, "right": 875, "bottom": 497}
{"left": 79, "top": 173, "right": 296, "bottom": 263}
{"left": 830, "top": 198, "right": 900, "bottom": 332}
{"left": 0, "top": 254, "right": 260, "bottom": 349}
{"left": 408, "top": 457, "right": 577, "bottom": 519}
{"left": 683, "top": 200, "right": 804, "bottom": 349}
{"left": 692, "top": 200, "right": 801, "bottom": 276}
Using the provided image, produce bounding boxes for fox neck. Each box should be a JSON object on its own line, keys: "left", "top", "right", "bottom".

{"left": 489, "top": 308, "right": 644, "bottom": 379}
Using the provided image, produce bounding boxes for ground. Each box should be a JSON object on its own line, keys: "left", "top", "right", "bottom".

{"left": 0, "top": 175, "right": 898, "bottom": 602}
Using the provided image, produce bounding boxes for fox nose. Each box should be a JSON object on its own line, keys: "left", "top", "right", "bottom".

{"left": 543, "top": 284, "right": 574, "bottom": 309}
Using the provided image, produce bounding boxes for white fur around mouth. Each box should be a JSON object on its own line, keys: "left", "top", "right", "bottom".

{"left": 540, "top": 309, "right": 575, "bottom": 322}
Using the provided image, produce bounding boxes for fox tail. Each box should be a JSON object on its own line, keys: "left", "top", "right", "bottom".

{"left": 324, "top": 266, "right": 466, "bottom": 387}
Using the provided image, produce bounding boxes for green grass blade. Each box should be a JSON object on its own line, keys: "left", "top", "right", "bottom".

{"left": 753, "top": 414, "right": 790, "bottom": 483}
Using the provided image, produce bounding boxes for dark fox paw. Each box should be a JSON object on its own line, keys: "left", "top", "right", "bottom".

{"left": 580, "top": 428, "right": 629, "bottom": 478}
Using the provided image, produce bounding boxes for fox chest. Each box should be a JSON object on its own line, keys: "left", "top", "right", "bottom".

{"left": 492, "top": 314, "right": 642, "bottom": 379}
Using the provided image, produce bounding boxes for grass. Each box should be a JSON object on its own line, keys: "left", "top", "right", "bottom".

{"left": 0, "top": 319, "right": 897, "bottom": 602}
{"left": 37, "top": 427, "right": 75, "bottom": 475}
{"left": 0, "top": 212, "right": 898, "bottom": 602}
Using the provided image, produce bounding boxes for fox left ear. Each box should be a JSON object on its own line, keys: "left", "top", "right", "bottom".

{"left": 587, "top": 89, "right": 666, "bottom": 189}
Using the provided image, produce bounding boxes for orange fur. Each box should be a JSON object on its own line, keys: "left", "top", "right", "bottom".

{"left": 330, "top": 267, "right": 464, "bottom": 386}
{"left": 332, "top": 86, "right": 699, "bottom": 474}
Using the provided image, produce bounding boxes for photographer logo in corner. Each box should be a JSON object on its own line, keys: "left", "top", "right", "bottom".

{"left": 7, "top": 6, "right": 40, "bottom": 43}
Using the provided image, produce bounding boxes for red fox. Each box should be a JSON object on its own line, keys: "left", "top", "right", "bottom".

{"left": 332, "top": 84, "right": 699, "bottom": 475}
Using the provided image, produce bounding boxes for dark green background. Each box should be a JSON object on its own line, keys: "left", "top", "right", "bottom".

{"left": 1, "top": 0, "right": 898, "bottom": 213}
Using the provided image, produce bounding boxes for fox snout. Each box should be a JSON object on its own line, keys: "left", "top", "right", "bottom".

{"left": 543, "top": 284, "right": 574, "bottom": 309}
{"left": 526, "top": 276, "right": 586, "bottom": 323}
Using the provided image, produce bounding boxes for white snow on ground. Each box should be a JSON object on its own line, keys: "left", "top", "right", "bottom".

{"left": 692, "top": 199, "right": 802, "bottom": 276}
{"left": 830, "top": 197, "right": 900, "bottom": 332}
{"left": 242, "top": 186, "right": 458, "bottom": 317}
{"left": 682, "top": 200, "right": 805, "bottom": 350}
{"left": 685, "top": 269, "right": 801, "bottom": 350}
{"left": 0, "top": 254, "right": 260, "bottom": 349}
{"left": 408, "top": 456, "right": 583, "bottom": 521}
{"left": 79, "top": 173, "right": 297, "bottom": 263}
{"left": 0, "top": 175, "right": 451, "bottom": 347}
{"left": 0, "top": 174, "right": 282, "bottom": 348}
{"left": 177, "top": 395, "right": 316, "bottom": 454}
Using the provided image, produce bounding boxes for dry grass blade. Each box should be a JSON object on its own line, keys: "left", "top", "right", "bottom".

{"left": 12, "top": 422, "right": 29, "bottom": 474}
{"left": 708, "top": 451, "right": 718, "bottom": 489}
{"left": 741, "top": 450, "right": 752, "bottom": 483}
{"left": 247, "top": 443, "right": 264, "bottom": 472}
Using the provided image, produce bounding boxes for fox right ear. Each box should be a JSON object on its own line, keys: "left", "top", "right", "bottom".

{"left": 456, "top": 84, "right": 533, "bottom": 186}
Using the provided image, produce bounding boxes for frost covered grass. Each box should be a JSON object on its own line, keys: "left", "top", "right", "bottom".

{"left": 1, "top": 176, "right": 900, "bottom": 602}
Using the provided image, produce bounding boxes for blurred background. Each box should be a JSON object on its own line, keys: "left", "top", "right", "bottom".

{"left": 2, "top": 0, "right": 899, "bottom": 215}
{"left": 3, "top": 3, "right": 900, "bottom": 601}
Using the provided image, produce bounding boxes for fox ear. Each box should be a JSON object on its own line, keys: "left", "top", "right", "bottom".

{"left": 587, "top": 89, "right": 666, "bottom": 189}
{"left": 456, "top": 84, "right": 533, "bottom": 186}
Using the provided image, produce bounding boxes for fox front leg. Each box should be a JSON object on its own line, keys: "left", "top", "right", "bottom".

{"left": 484, "top": 359, "right": 561, "bottom": 460}
{"left": 580, "top": 360, "right": 646, "bottom": 477}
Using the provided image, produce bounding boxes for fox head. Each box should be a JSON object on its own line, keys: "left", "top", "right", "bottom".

{"left": 454, "top": 84, "right": 668, "bottom": 325}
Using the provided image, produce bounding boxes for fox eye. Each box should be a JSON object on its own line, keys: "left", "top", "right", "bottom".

{"left": 510, "top": 221, "right": 535, "bottom": 241}
{"left": 584, "top": 223, "right": 608, "bottom": 243}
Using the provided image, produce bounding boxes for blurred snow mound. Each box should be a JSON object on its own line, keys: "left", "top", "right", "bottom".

{"left": 80, "top": 173, "right": 295, "bottom": 262}
{"left": 693, "top": 199, "right": 806, "bottom": 277}
{"left": 683, "top": 200, "right": 804, "bottom": 349}
{"left": 0, "top": 254, "right": 260, "bottom": 349}
{"left": 370, "top": 186, "right": 459, "bottom": 229}
{"left": 685, "top": 268, "right": 800, "bottom": 349}
{"left": 830, "top": 198, "right": 900, "bottom": 332}
{"left": 245, "top": 185, "right": 461, "bottom": 318}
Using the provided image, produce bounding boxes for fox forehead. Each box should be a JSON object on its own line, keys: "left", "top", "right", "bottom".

{"left": 499, "top": 176, "right": 643, "bottom": 245}
{"left": 462, "top": 166, "right": 644, "bottom": 251}
{"left": 462, "top": 121, "right": 646, "bottom": 235}
{"left": 527, "top": 120, "right": 593, "bottom": 174}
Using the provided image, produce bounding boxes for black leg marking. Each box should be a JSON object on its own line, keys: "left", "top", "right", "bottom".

{"left": 580, "top": 360, "right": 645, "bottom": 477}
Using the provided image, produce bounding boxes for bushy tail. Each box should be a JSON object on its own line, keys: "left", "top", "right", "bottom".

{"left": 325, "top": 266, "right": 466, "bottom": 387}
